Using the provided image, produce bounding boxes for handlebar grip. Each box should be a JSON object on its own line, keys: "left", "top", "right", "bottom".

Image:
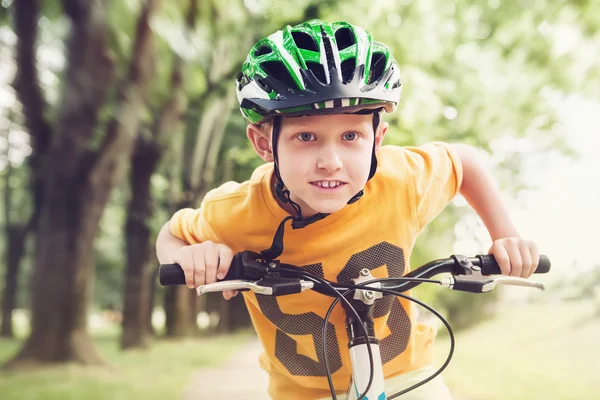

{"left": 158, "top": 253, "right": 247, "bottom": 287}
{"left": 159, "top": 264, "right": 186, "bottom": 286}
{"left": 477, "top": 254, "right": 551, "bottom": 275}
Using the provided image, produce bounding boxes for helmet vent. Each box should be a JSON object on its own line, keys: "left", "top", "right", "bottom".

{"left": 254, "top": 45, "right": 273, "bottom": 57}
{"left": 260, "top": 61, "right": 299, "bottom": 90}
{"left": 256, "top": 78, "right": 272, "bottom": 93}
{"left": 306, "top": 61, "right": 327, "bottom": 84}
{"left": 335, "top": 28, "right": 356, "bottom": 51}
{"left": 340, "top": 58, "right": 356, "bottom": 84}
{"left": 291, "top": 31, "right": 318, "bottom": 52}
{"left": 368, "top": 52, "right": 386, "bottom": 84}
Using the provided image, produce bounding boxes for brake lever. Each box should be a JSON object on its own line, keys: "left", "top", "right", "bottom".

{"left": 440, "top": 275, "right": 545, "bottom": 293}
{"left": 195, "top": 278, "right": 315, "bottom": 296}
{"left": 492, "top": 276, "right": 545, "bottom": 290}
{"left": 195, "top": 280, "right": 265, "bottom": 296}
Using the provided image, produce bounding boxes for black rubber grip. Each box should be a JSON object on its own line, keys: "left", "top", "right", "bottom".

{"left": 158, "top": 252, "right": 247, "bottom": 286}
{"left": 476, "top": 254, "right": 551, "bottom": 275}
{"left": 159, "top": 264, "right": 186, "bottom": 286}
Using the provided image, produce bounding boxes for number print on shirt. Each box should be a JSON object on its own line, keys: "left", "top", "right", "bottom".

{"left": 336, "top": 242, "right": 411, "bottom": 363}
{"left": 256, "top": 242, "right": 410, "bottom": 376}
{"left": 256, "top": 263, "right": 342, "bottom": 376}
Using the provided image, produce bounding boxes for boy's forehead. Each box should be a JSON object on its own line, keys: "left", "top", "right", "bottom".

{"left": 281, "top": 113, "right": 372, "bottom": 131}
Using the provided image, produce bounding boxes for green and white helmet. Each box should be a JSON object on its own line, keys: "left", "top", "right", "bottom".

{"left": 235, "top": 19, "right": 402, "bottom": 125}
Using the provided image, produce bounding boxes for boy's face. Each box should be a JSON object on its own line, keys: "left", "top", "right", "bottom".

{"left": 248, "top": 113, "right": 387, "bottom": 217}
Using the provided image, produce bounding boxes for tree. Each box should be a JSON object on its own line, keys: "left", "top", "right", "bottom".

{"left": 6, "top": 0, "right": 158, "bottom": 366}
{"left": 0, "top": 116, "right": 32, "bottom": 338}
{"left": 0, "top": 0, "right": 48, "bottom": 339}
{"left": 121, "top": 0, "right": 191, "bottom": 348}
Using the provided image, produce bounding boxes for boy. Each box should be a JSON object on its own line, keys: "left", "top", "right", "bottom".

{"left": 156, "top": 20, "right": 539, "bottom": 399}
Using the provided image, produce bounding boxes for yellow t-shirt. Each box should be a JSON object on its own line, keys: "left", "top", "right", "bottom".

{"left": 170, "top": 143, "right": 463, "bottom": 400}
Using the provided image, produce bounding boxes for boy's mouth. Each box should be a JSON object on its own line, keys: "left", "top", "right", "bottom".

{"left": 309, "top": 180, "right": 346, "bottom": 191}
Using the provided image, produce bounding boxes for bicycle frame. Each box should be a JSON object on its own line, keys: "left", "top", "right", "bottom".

{"left": 347, "top": 341, "right": 386, "bottom": 400}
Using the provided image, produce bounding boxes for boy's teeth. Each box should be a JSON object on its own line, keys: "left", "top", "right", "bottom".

{"left": 317, "top": 181, "right": 339, "bottom": 188}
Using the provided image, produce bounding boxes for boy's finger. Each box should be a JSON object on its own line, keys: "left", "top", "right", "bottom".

{"left": 490, "top": 243, "right": 511, "bottom": 276}
{"left": 505, "top": 241, "right": 523, "bottom": 277}
{"left": 204, "top": 243, "right": 219, "bottom": 284}
{"left": 519, "top": 241, "right": 533, "bottom": 278}
{"left": 529, "top": 242, "right": 540, "bottom": 275}
{"left": 174, "top": 250, "right": 195, "bottom": 289}
{"left": 193, "top": 247, "right": 206, "bottom": 287}
{"left": 216, "top": 245, "right": 234, "bottom": 280}
{"left": 222, "top": 290, "right": 239, "bottom": 300}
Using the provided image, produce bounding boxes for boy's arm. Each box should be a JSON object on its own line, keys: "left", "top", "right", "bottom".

{"left": 451, "top": 144, "right": 540, "bottom": 278}
{"left": 155, "top": 221, "right": 188, "bottom": 264}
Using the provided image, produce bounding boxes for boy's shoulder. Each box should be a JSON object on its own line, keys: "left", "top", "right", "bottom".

{"left": 377, "top": 142, "right": 458, "bottom": 174}
{"left": 373, "top": 142, "right": 461, "bottom": 195}
{"left": 203, "top": 163, "right": 272, "bottom": 207}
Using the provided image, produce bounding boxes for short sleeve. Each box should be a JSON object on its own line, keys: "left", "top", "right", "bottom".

{"left": 403, "top": 142, "right": 463, "bottom": 230}
{"left": 169, "top": 205, "right": 216, "bottom": 245}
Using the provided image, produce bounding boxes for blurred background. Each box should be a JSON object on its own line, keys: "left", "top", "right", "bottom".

{"left": 0, "top": 0, "right": 599, "bottom": 399}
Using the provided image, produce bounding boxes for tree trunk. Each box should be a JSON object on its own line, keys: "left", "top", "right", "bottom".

{"left": 14, "top": 180, "right": 111, "bottom": 364}
{"left": 164, "top": 286, "right": 197, "bottom": 337}
{"left": 121, "top": 139, "right": 161, "bottom": 349}
{"left": 6, "top": 0, "right": 50, "bottom": 341}
{"left": 1, "top": 227, "right": 27, "bottom": 338}
{"left": 163, "top": 127, "right": 195, "bottom": 337}
{"left": 217, "top": 292, "right": 251, "bottom": 333}
{"left": 5, "top": 0, "right": 158, "bottom": 367}
{"left": 147, "top": 267, "right": 158, "bottom": 335}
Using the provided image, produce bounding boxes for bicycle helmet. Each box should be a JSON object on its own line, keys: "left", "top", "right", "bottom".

{"left": 236, "top": 19, "right": 402, "bottom": 124}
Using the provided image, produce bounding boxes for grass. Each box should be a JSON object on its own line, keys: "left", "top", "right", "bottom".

{"left": 0, "top": 328, "right": 254, "bottom": 400}
{"left": 435, "top": 300, "right": 600, "bottom": 400}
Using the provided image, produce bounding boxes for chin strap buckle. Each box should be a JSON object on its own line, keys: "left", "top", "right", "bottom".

{"left": 291, "top": 213, "right": 328, "bottom": 229}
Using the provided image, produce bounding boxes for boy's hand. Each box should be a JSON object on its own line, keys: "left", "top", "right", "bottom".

{"left": 488, "top": 238, "right": 540, "bottom": 278}
{"left": 173, "top": 241, "right": 239, "bottom": 300}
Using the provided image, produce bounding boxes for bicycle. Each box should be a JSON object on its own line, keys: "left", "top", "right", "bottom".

{"left": 159, "top": 250, "right": 551, "bottom": 399}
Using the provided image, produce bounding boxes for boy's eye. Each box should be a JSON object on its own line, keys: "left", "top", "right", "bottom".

{"left": 296, "top": 132, "right": 316, "bottom": 141}
{"left": 342, "top": 131, "right": 358, "bottom": 141}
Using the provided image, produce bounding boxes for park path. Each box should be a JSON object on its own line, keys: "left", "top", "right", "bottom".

{"left": 183, "top": 337, "right": 269, "bottom": 400}
{"left": 183, "top": 337, "right": 468, "bottom": 400}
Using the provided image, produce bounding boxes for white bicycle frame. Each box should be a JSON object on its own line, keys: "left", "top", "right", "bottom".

{"left": 347, "top": 342, "right": 386, "bottom": 400}
{"left": 344, "top": 269, "right": 386, "bottom": 400}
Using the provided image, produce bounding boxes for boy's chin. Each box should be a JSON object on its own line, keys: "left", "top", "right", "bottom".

{"left": 305, "top": 200, "right": 348, "bottom": 215}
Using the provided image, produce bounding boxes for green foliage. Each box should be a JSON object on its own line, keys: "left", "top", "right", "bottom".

{"left": 2, "top": 0, "right": 600, "bottom": 334}
{"left": 0, "top": 2, "right": 10, "bottom": 25}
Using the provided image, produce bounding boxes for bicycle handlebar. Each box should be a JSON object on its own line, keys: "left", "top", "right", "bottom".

{"left": 158, "top": 251, "right": 550, "bottom": 295}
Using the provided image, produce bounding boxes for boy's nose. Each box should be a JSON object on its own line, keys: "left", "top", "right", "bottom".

{"left": 316, "top": 146, "right": 342, "bottom": 172}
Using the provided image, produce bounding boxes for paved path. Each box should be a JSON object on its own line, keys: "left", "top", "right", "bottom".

{"left": 183, "top": 338, "right": 467, "bottom": 400}
{"left": 183, "top": 338, "right": 270, "bottom": 400}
